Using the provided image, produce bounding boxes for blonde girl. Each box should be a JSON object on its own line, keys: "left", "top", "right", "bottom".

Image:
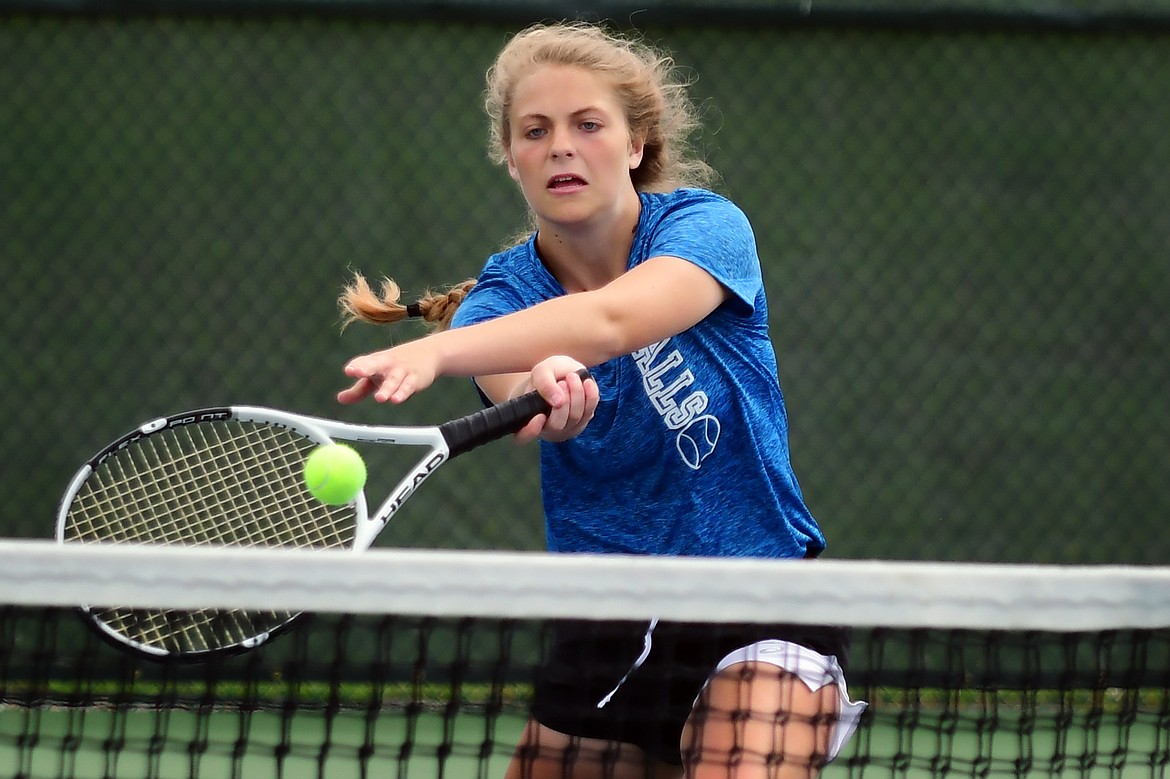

{"left": 338, "top": 21, "right": 865, "bottom": 779}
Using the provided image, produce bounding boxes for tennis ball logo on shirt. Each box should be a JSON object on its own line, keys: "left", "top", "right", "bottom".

{"left": 676, "top": 415, "right": 721, "bottom": 470}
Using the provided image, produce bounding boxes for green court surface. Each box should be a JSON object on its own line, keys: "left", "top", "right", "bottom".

{"left": 3, "top": 704, "right": 1165, "bottom": 778}
{"left": 2, "top": 707, "right": 526, "bottom": 779}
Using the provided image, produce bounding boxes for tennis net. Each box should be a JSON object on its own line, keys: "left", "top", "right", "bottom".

{"left": 2, "top": 541, "right": 1169, "bottom": 778}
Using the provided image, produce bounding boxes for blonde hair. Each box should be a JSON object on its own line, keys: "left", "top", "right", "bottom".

{"left": 338, "top": 273, "right": 476, "bottom": 332}
{"left": 485, "top": 21, "right": 713, "bottom": 193}
{"left": 341, "top": 22, "right": 712, "bottom": 331}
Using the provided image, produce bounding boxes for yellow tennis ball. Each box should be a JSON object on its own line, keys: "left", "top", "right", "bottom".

{"left": 303, "top": 444, "right": 366, "bottom": 505}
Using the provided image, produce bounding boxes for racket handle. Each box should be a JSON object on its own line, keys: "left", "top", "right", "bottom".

{"left": 439, "top": 368, "right": 593, "bottom": 458}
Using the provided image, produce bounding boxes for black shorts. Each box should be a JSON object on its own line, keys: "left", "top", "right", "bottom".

{"left": 530, "top": 619, "right": 852, "bottom": 766}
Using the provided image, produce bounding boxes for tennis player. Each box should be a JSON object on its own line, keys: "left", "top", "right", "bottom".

{"left": 338, "top": 21, "right": 865, "bottom": 779}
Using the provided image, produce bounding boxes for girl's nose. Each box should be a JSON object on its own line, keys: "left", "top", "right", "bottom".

{"left": 549, "top": 127, "right": 576, "bottom": 159}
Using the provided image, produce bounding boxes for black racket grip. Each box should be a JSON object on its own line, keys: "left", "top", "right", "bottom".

{"left": 439, "top": 368, "right": 593, "bottom": 458}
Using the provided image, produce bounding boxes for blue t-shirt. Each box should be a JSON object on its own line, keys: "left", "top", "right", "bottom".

{"left": 451, "top": 188, "right": 825, "bottom": 560}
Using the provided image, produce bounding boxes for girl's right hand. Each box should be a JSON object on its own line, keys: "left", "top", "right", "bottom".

{"left": 338, "top": 341, "right": 440, "bottom": 405}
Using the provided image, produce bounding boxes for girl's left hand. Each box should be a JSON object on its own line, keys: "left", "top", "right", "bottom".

{"left": 513, "top": 356, "right": 599, "bottom": 444}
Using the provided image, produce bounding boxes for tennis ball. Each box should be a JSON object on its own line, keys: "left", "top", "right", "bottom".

{"left": 303, "top": 444, "right": 366, "bottom": 505}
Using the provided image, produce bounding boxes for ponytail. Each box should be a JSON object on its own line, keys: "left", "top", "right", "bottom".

{"left": 339, "top": 273, "right": 476, "bottom": 333}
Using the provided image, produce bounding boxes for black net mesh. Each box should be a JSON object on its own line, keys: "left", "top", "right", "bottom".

{"left": 3, "top": 606, "right": 1169, "bottom": 778}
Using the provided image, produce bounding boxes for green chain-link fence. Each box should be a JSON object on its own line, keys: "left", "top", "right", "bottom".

{"left": 3, "top": 2, "right": 1167, "bottom": 563}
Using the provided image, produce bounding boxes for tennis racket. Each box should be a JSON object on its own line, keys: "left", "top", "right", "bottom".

{"left": 55, "top": 369, "right": 591, "bottom": 661}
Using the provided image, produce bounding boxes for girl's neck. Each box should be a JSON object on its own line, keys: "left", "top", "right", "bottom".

{"left": 535, "top": 190, "right": 642, "bottom": 293}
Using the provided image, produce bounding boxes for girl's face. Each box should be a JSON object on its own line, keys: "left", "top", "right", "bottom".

{"left": 505, "top": 65, "right": 644, "bottom": 231}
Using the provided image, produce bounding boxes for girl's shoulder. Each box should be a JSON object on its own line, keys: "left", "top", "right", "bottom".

{"left": 482, "top": 232, "right": 537, "bottom": 270}
{"left": 638, "top": 188, "right": 753, "bottom": 244}
{"left": 640, "top": 187, "right": 747, "bottom": 225}
{"left": 644, "top": 186, "right": 733, "bottom": 208}
{"left": 469, "top": 232, "right": 561, "bottom": 303}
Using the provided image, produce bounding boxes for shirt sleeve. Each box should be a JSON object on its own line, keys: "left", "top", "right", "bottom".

{"left": 644, "top": 194, "right": 763, "bottom": 315}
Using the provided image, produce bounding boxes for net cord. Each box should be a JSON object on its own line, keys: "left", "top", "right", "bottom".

{"left": 4, "top": 540, "right": 1170, "bottom": 631}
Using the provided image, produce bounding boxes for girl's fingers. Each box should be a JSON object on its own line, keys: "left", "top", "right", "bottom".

{"left": 514, "top": 414, "right": 548, "bottom": 445}
{"left": 337, "top": 376, "right": 374, "bottom": 404}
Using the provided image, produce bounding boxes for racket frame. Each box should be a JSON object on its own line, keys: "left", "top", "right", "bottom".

{"left": 55, "top": 369, "right": 589, "bottom": 660}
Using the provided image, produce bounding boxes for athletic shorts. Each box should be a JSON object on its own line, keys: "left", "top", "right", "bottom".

{"left": 530, "top": 619, "right": 866, "bottom": 766}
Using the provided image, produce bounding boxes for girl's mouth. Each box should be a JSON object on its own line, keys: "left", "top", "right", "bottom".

{"left": 547, "top": 174, "right": 587, "bottom": 190}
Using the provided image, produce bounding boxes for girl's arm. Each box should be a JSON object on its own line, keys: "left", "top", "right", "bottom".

{"left": 338, "top": 255, "right": 729, "bottom": 406}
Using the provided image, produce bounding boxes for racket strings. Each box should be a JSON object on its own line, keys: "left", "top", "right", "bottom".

{"left": 61, "top": 418, "right": 357, "bottom": 656}
{"left": 91, "top": 606, "right": 291, "bottom": 655}
{"left": 66, "top": 421, "right": 354, "bottom": 548}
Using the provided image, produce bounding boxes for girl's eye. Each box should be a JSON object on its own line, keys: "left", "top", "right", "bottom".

{"left": 581, "top": 121, "right": 600, "bottom": 132}
{"left": 524, "top": 127, "right": 546, "bottom": 139}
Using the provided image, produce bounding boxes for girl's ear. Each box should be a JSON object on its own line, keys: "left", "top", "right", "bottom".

{"left": 628, "top": 134, "right": 645, "bottom": 170}
{"left": 505, "top": 146, "right": 520, "bottom": 181}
